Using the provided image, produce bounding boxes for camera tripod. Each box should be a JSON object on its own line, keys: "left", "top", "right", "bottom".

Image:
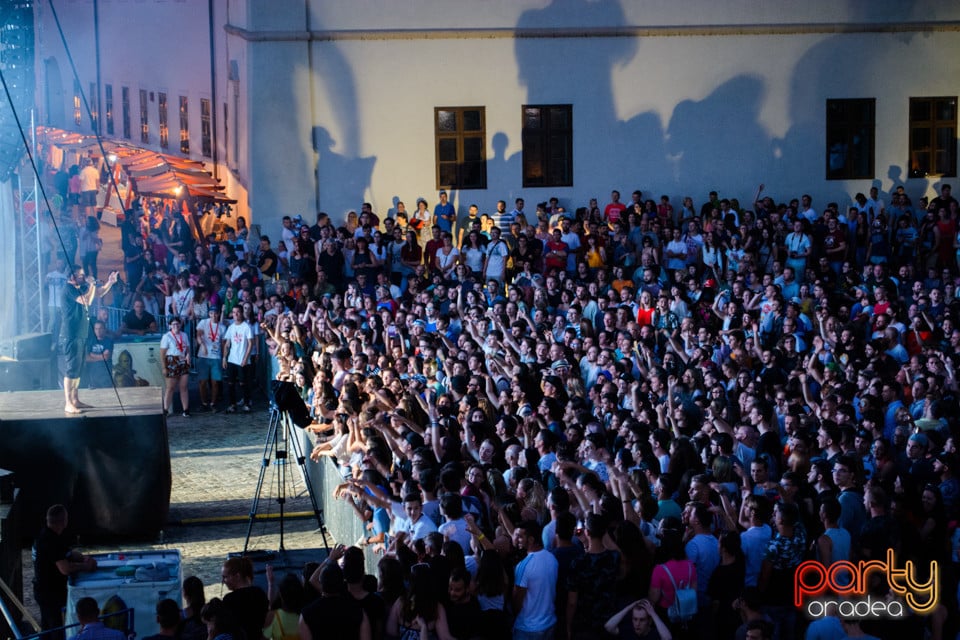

{"left": 242, "top": 405, "right": 330, "bottom": 556}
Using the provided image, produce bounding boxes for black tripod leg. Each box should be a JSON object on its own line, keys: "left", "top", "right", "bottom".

{"left": 286, "top": 416, "right": 331, "bottom": 553}
{"left": 276, "top": 413, "right": 288, "bottom": 552}
{"left": 243, "top": 408, "right": 279, "bottom": 554}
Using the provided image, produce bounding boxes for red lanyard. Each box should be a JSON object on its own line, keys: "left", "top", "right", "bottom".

{"left": 209, "top": 322, "right": 219, "bottom": 343}
{"left": 173, "top": 332, "right": 184, "bottom": 354}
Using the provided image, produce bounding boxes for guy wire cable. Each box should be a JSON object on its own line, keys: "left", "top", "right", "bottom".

{"left": 0, "top": 65, "right": 127, "bottom": 416}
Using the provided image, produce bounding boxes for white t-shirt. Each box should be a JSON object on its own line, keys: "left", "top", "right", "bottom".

{"left": 513, "top": 548, "right": 558, "bottom": 632}
{"left": 560, "top": 231, "right": 581, "bottom": 272}
{"left": 80, "top": 165, "right": 100, "bottom": 192}
{"left": 438, "top": 517, "right": 473, "bottom": 555}
{"left": 436, "top": 247, "right": 459, "bottom": 272}
{"left": 196, "top": 318, "right": 224, "bottom": 360}
{"left": 282, "top": 226, "right": 297, "bottom": 254}
{"left": 223, "top": 321, "right": 252, "bottom": 366}
{"left": 484, "top": 240, "right": 509, "bottom": 278}
{"left": 170, "top": 288, "right": 194, "bottom": 319}
{"left": 391, "top": 506, "right": 439, "bottom": 541}
{"left": 160, "top": 330, "right": 190, "bottom": 357}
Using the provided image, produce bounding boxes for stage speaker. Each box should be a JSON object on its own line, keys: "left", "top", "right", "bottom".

{"left": 0, "top": 332, "right": 51, "bottom": 360}
{"left": 271, "top": 380, "right": 312, "bottom": 428}
{"left": 0, "top": 357, "right": 52, "bottom": 392}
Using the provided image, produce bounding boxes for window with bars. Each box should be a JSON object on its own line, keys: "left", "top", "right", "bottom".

{"left": 522, "top": 105, "right": 573, "bottom": 187}
{"left": 179, "top": 96, "right": 189, "bottom": 154}
{"left": 89, "top": 82, "right": 99, "bottom": 132}
{"left": 434, "top": 107, "right": 486, "bottom": 190}
{"left": 139, "top": 89, "right": 149, "bottom": 144}
{"left": 105, "top": 84, "right": 114, "bottom": 135}
{"left": 121, "top": 87, "right": 131, "bottom": 139}
{"left": 223, "top": 102, "right": 229, "bottom": 166}
{"left": 825, "top": 99, "right": 875, "bottom": 180}
{"left": 158, "top": 92, "right": 168, "bottom": 148}
{"left": 73, "top": 79, "right": 81, "bottom": 126}
{"left": 909, "top": 97, "right": 957, "bottom": 178}
{"left": 201, "top": 98, "right": 212, "bottom": 158}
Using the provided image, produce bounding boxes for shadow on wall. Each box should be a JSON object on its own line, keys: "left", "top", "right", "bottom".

{"left": 513, "top": 0, "right": 668, "bottom": 194}
{"left": 513, "top": 0, "right": 774, "bottom": 199}
{"left": 309, "top": 7, "right": 376, "bottom": 224}
{"left": 666, "top": 75, "right": 774, "bottom": 193}
{"left": 487, "top": 132, "right": 522, "bottom": 205}
{"left": 512, "top": 0, "right": 947, "bottom": 208}
{"left": 313, "top": 126, "right": 376, "bottom": 224}
{"left": 779, "top": 0, "right": 931, "bottom": 205}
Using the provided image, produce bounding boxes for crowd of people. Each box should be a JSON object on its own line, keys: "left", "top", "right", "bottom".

{"left": 43, "top": 179, "right": 960, "bottom": 639}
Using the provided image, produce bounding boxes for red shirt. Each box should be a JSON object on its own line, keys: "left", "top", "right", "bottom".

{"left": 604, "top": 202, "right": 626, "bottom": 224}
{"left": 544, "top": 239, "right": 568, "bottom": 271}
{"left": 636, "top": 306, "right": 655, "bottom": 327}
{"left": 424, "top": 238, "right": 443, "bottom": 271}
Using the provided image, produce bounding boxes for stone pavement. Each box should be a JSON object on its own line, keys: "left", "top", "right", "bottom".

{"left": 21, "top": 401, "right": 337, "bottom": 616}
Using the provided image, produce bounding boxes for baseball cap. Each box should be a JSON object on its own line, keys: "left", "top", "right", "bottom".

{"left": 542, "top": 375, "right": 562, "bottom": 388}
{"left": 936, "top": 452, "right": 958, "bottom": 469}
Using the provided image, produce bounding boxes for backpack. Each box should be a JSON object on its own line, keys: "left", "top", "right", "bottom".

{"left": 663, "top": 561, "right": 698, "bottom": 624}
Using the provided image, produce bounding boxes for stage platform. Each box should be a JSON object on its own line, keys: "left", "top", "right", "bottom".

{"left": 0, "top": 387, "right": 171, "bottom": 539}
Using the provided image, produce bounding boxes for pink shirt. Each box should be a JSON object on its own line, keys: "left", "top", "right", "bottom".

{"left": 650, "top": 559, "right": 696, "bottom": 608}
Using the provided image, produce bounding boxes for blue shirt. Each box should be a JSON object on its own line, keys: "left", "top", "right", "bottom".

{"left": 72, "top": 623, "right": 126, "bottom": 640}
{"left": 837, "top": 488, "right": 866, "bottom": 546}
{"left": 821, "top": 526, "right": 851, "bottom": 564}
{"left": 434, "top": 202, "right": 455, "bottom": 233}
{"left": 685, "top": 533, "right": 720, "bottom": 603}
{"left": 741, "top": 524, "right": 772, "bottom": 587}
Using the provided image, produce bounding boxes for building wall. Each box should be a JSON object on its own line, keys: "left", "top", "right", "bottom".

{"left": 306, "top": 0, "right": 960, "bottom": 30}
{"left": 34, "top": 0, "right": 960, "bottom": 231}
{"left": 295, "top": 24, "right": 960, "bottom": 223}
{"left": 34, "top": 0, "right": 249, "bottom": 213}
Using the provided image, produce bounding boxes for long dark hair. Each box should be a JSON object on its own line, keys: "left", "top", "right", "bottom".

{"left": 274, "top": 573, "right": 306, "bottom": 614}
{"left": 475, "top": 550, "right": 507, "bottom": 598}
{"left": 182, "top": 575, "right": 205, "bottom": 615}
{"left": 656, "top": 517, "right": 687, "bottom": 562}
{"left": 402, "top": 563, "right": 440, "bottom": 624}
{"left": 377, "top": 556, "right": 404, "bottom": 610}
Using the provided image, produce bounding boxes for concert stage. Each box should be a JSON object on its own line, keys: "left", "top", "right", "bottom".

{"left": 0, "top": 387, "right": 170, "bottom": 539}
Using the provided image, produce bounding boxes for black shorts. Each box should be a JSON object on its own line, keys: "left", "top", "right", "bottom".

{"left": 58, "top": 338, "right": 85, "bottom": 379}
{"left": 80, "top": 190, "right": 97, "bottom": 207}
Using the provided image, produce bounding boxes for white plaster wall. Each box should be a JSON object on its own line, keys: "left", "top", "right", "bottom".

{"left": 298, "top": 28, "right": 960, "bottom": 225}
{"left": 246, "top": 40, "right": 315, "bottom": 222}
{"left": 307, "top": 0, "right": 960, "bottom": 31}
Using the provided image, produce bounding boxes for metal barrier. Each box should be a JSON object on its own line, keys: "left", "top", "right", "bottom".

{"left": 7, "top": 607, "right": 134, "bottom": 640}
{"left": 100, "top": 307, "right": 175, "bottom": 335}
{"left": 294, "top": 436, "right": 380, "bottom": 573}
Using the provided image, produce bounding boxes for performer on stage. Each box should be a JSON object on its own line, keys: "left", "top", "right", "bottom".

{"left": 59, "top": 266, "right": 118, "bottom": 414}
